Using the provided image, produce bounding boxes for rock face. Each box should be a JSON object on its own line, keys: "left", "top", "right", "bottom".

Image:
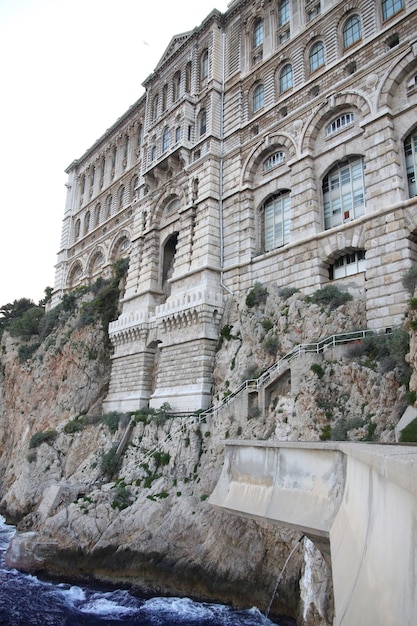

{"left": 0, "top": 285, "right": 411, "bottom": 625}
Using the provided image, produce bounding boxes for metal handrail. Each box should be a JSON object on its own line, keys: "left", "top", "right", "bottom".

{"left": 200, "top": 327, "right": 387, "bottom": 419}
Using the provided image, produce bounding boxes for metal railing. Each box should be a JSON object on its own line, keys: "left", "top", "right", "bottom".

{"left": 200, "top": 327, "right": 387, "bottom": 419}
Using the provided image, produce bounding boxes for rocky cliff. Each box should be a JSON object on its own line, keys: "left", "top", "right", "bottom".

{"left": 0, "top": 282, "right": 412, "bottom": 625}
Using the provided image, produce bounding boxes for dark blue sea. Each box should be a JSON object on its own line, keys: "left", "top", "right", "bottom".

{"left": 0, "top": 517, "right": 287, "bottom": 626}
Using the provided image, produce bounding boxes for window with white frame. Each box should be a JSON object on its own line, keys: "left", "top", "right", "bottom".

{"left": 405, "top": 130, "right": 417, "bottom": 198}
{"left": 201, "top": 49, "right": 209, "bottom": 80}
{"left": 199, "top": 110, "right": 207, "bottom": 136}
{"left": 326, "top": 112, "right": 355, "bottom": 136}
{"left": 330, "top": 250, "right": 366, "bottom": 279}
{"left": 253, "top": 17, "right": 263, "bottom": 48}
{"left": 279, "top": 64, "right": 293, "bottom": 93}
{"left": 382, "top": 0, "right": 404, "bottom": 21}
{"left": 309, "top": 41, "right": 325, "bottom": 73}
{"left": 263, "top": 151, "right": 285, "bottom": 172}
{"left": 162, "top": 127, "right": 170, "bottom": 152}
{"left": 343, "top": 15, "right": 362, "bottom": 48}
{"left": 253, "top": 84, "right": 264, "bottom": 112}
{"left": 263, "top": 190, "right": 291, "bottom": 251}
{"left": 279, "top": 0, "right": 290, "bottom": 26}
{"left": 323, "top": 157, "right": 365, "bottom": 230}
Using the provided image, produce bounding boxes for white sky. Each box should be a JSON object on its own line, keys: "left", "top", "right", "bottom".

{"left": 0, "top": 0, "right": 230, "bottom": 306}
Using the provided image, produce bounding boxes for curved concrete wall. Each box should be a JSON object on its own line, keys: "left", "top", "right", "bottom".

{"left": 209, "top": 441, "right": 417, "bottom": 625}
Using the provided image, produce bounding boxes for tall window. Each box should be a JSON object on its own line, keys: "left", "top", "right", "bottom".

{"left": 152, "top": 95, "right": 159, "bottom": 121}
{"left": 95, "top": 203, "right": 101, "bottom": 227}
{"left": 74, "top": 219, "right": 81, "bottom": 240}
{"left": 382, "top": 0, "right": 404, "bottom": 21}
{"left": 279, "top": 0, "right": 290, "bottom": 26}
{"left": 162, "top": 84, "right": 168, "bottom": 111}
{"left": 309, "top": 41, "right": 325, "bottom": 73}
{"left": 106, "top": 195, "right": 113, "bottom": 218}
{"left": 343, "top": 15, "right": 362, "bottom": 49}
{"left": 112, "top": 147, "right": 117, "bottom": 171}
{"left": 175, "top": 126, "right": 181, "bottom": 143}
{"left": 118, "top": 186, "right": 125, "bottom": 209}
{"left": 101, "top": 156, "right": 106, "bottom": 181}
{"left": 253, "top": 17, "right": 263, "bottom": 48}
{"left": 253, "top": 84, "right": 264, "bottom": 112}
{"left": 201, "top": 49, "right": 209, "bottom": 80}
{"left": 137, "top": 124, "right": 143, "bottom": 147}
{"left": 84, "top": 211, "right": 90, "bottom": 234}
{"left": 173, "top": 71, "right": 181, "bottom": 101}
{"left": 124, "top": 135, "right": 130, "bottom": 160}
{"left": 185, "top": 62, "right": 192, "bottom": 93}
{"left": 131, "top": 175, "right": 139, "bottom": 199}
{"left": 199, "top": 110, "right": 207, "bottom": 136}
{"left": 405, "top": 130, "right": 417, "bottom": 198}
{"left": 162, "top": 127, "right": 170, "bottom": 152}
{"left": 263, "top": 191, "right": 291, "bottom": 251}
{"left": 279, "top": 64, "right": 293, "bottom": 93}
{"left": 323, "top": 157, "right": 365, "bottom": 230}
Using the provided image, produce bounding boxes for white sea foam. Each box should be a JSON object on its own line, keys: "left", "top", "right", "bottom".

{"left": 80, "top": 594, "right": 138, "bottom": 616}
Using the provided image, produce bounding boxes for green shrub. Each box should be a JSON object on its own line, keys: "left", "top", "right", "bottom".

{"left": 309, "top": 285, "right": 352, "bottom": 310}
{"left": 319, "top": 425, "right": 331, "bottom": 440}
{"left": 402, "top": 265, "right": 417, "bottom": 295}
{"left": 407, "top": 390, "right": 417, "bottom": 405}
{"left": 261, "top": 318, "right": 274, "bottom": 332}
{"left": 246, "top": 282, "right": 268, "bottom": 308}
{"left": 64, "top": 418, "right": 85, "bottom": 434}
{"left": 153, "top": 451, "right": 170, "bottom": 467}
{"left": 100, "top": 446, "right": 119, "bottom": 477}
{"left": 100, "top": 412, "right": 121, "bottom": 434}
{"left": 111, "top": 483, "right": 133, "bottom": 510}
{"left": 399, "top": 417, "right": 417, "bottom": 442}
{"left": 220, "top": 325, "right": 233, "bottom": 340}
{"left": 278, "top": 287, "right": 300, "bottom": 300}
{"left": 409, "top": 298, "right": 417, "bottom": 310}
{"left": 26, "top": 452, "right": 37, "bottom": 463}
{"left": 263, "top": 336, "right": 278, "bottom": 355}
{"left": 310, "top": 363, "right": 325, "bottom": 379}
{"left": 18, "top": 342, "right": 41, "bottom": 363}
{"left": 29, "top": 429, "right": 57, "bottom": 449}
{"left": 9, "top": 306, "right": 45, "bottom": 338}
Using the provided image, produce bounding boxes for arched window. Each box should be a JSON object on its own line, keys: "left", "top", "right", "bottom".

{"left": 74, "top": 219, "right": 81, "bottom": 241}
{"left": 91, "top": 251, "right": 104, "bottom": 275}
{"left": 185, "top": 62, "right": 192, "bottom": 93}
{"left": 162, "top": 84, "right": 168, "bottom": 111}
{"left": 84, "top": 211, "right": 90, "bottom": 234}
{"left": 162, "top": 126, "right": 170, "bottom": 152}
{"left": 199, "top": 110, "right": 207, "bottom": 136}
{"left": 263, "top": 151, "right": 285, "bottom": 171}
{"left": 106, "top": 195, "right": 113, "bottom": 218}
{"left": 330, "top": 250, "right": 366, "bottom": 280}
{"left": 382, "top": 0, "right": 404, "bottom": 22}
{"left": 166, "top": 198, "right": 181, "bottom": 215}
{"left": 253, "top": 17, "right": 263, "bottom": 48}
{"left": 201, "top": 49, "right": 209, "bottom": 80}
{"left": 152, "top": 94, "right": 159, "bottom": 121}
{"left": 118, "top": 186, "right": 125, "bottom": 209}
{"left": 279, "top": 64, "right": 293, "bottom": 93}
{"left": 279, "top": 0, "right": 290, "bottom": 26}
{"left": 404, "top": 130, "right": 417, "bottom": 198}
{"left": 343, "top": 15, "right": 362, "bottom": 48}
{"left": 309, "top": 41, "right": 325, "bottom": 73}
{"left": 262, "top": 191, "right": 291, "bottom": 251}
{"left": 326, "top": 112, "right": 355, "bottom": 135}
{"left": 253, "top": 84, "right": 264, "bottom": 112}
{"left": 131, "top": 175, "right": 139, "bottom": 199}
{"left": 173, "top": 71, "right": 181, "bottom": 101}
{"left": 162, "top": 233, "right": 178, "bottom": 299}
{"left": 95, "top": 203, "right": 101, "bottom": 227}
{"left": 322, "top": 157, "right": 365, "bottom": 230}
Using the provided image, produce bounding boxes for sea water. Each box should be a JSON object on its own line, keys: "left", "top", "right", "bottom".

{"left": 0, "top": 516, "right": 290, "bottom": 626}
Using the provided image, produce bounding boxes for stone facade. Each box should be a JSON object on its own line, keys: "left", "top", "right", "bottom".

{"left": 52, "top": 0, "right": 417, "bottom": 411}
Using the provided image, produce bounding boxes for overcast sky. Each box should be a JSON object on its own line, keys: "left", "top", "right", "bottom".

{"left": 0, "top": 0, "right": 230, "bottom": 306}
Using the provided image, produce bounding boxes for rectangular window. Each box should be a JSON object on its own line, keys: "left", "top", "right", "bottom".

{"left": 382, "top": 0, "right": 404, "bottom": 21}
